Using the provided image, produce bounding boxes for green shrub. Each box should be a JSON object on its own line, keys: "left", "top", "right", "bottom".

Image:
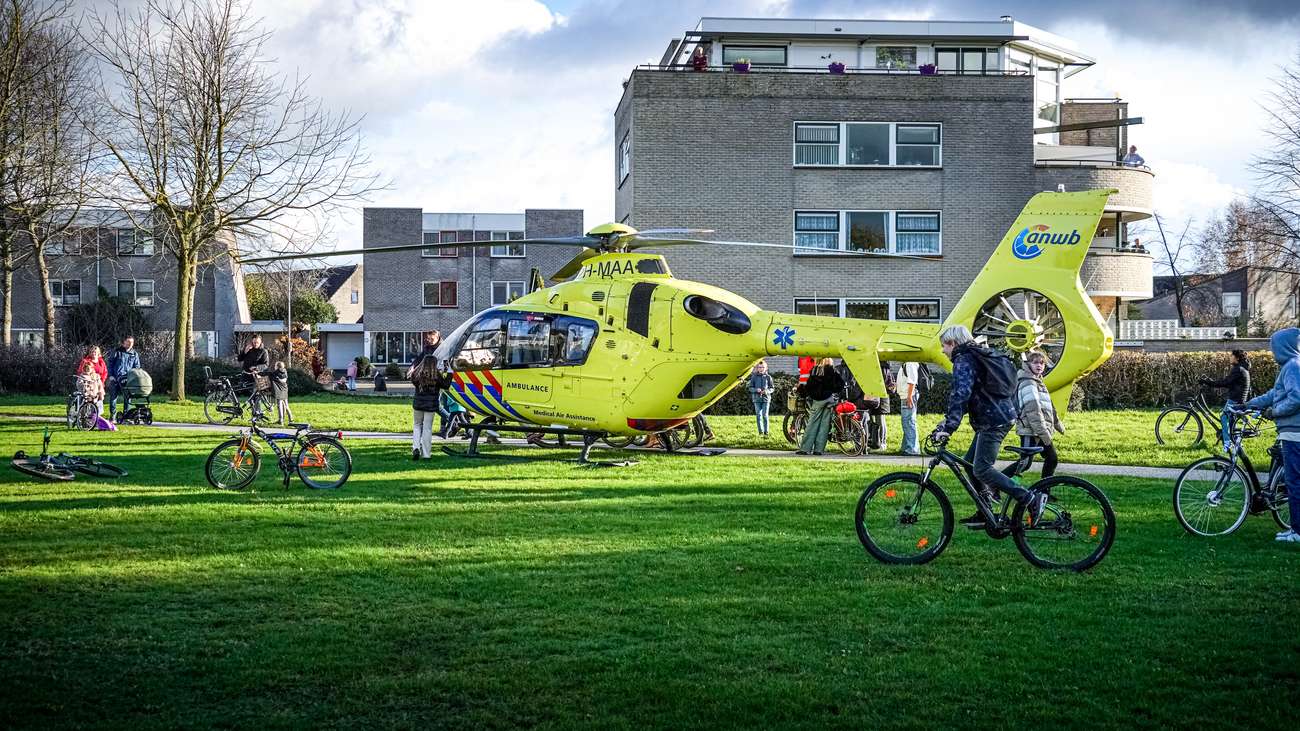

{"left": 384, "top": 363, "right": 402, "bottom": 380}
{"left": 355, "top": 356, "right": 372, "bottom": 378}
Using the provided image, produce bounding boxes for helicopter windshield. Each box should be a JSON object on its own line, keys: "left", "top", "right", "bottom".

{"left": 442, "top": 310, "right": 599, "bottom": 371}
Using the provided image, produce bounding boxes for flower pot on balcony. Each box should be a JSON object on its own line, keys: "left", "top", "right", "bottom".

{"left": 918, "top": 63, "right": 937, "bottom": 76}
{"left": 828, "top": 62, "right": 846, "bottom": 75}
{"left": 732, "top": 61, "right": 751, "bottom": 73}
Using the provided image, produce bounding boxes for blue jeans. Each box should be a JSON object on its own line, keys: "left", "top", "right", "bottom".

{"left": 751, "top": 394, "right": 770, "bottom": 434}
{"left": 900, "top": 404, "right": 919, "bottom": 454}
{"left": 963, "top": 424, "right": 1027, "bottom": 501}
{"left": 1281, "top": 440, "right": 1300, "bottom": 531}
{"left": 106, "top": 380, "right": 124, "bottom": 416}
{"left": 1220, "top": 399, "right": 1239, "bottom": 448}
{"left": 347, "top": 376, "right": 356, "bottom": 391}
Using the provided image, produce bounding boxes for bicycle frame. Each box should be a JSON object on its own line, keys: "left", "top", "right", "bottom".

{"left": 1212, "top": 412, "right": 1280, "bottom": 504}
{"left": 919, "top": 442, "right": 1023, "bottom": 530}
{"left": 233, "top": 421, "right": 334, "bottom": 487}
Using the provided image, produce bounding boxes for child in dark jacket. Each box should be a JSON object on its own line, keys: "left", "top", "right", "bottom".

{"left": 270, "top": 361, "right": 292, "bottom": 425}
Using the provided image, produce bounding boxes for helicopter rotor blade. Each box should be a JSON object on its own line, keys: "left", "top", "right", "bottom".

{"left": 623, "top": 237, "right": 936, "bottom": 258}
{"left": 237, "top": 236, "right": 597, "bottom": 265}
{"left": 551, "top": 249, "right": 602, "bottom": 281}
{"left": 626, "top": 228, "right": 715, "bottom": 238}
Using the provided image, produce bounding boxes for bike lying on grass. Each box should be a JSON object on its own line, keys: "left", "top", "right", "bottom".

{"left": 855, "top": 434, "right": 1116, "bottom": 571}
{"left": 205, "top": 417, "right": 352, "bottom": 491}
{"left": 1172, "top": 408, "right": 1291, "bottom": 537}
{"left": 11, "top": 428, "right": 128, "bottom": 481}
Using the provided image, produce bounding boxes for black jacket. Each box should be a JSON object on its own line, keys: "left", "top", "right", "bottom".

{"left": 413, "top": 372, "right": 448, "bottom": 412}
{"left": 269, "top": 365, "right": 289, "bottom": 400}
{"left": 804, "top": 366, "right": 845, "bottom": 402}
{"left": 1206, "top": 362, "right": 1251, "bottom": 403}
{"left": 239, "top": 346, "right": 269, "bottom": 373}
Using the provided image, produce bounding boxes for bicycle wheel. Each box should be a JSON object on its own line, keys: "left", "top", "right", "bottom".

{"left": 65, "top": 396, "right": 79, "bottom": 429}
{"left": 1155, "top": 407, "right": 1204, "bottom": 448}
{"left": 296, "top": 435, "right": 352, "bottom": 489}
{"left": 836, "top": 417, "right": 867, "bottom": 456}
{"left": 603, "top": 435, "right": 637, "bottom": 449}
{"left": 10, "top": 457, "right": 75, "bottom": 481}
{"left": 1265, "top": 469, "right": 1292, "bottom": 531}
{"left": 1012, "top": 476, "right": 1116, "bottom": 571}
{"left": 61, "top": 456, "right": 128, "bottom": 478}
{"left": 205, "top": 438, "right": 261, "bottom": 490}
{"left": 1173, "top": 457, "right": 1251, "bottom": 536}
{"left": 76, "top": 401, "right": 99, "bottom": 430}
{"left": 204, "top": 390, "right": 240, "bottom": 425}
{"left": 782, "top": 412, "right": 806, "bottom": 444}
{"left": 855, "top": 473, "right": 953, "bottom": 565}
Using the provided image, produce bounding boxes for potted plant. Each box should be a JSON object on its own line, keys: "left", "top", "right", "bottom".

{"left": 828, "top": 61, "right": 846, "bottom": 74}
{"left": 918, "top": 63, "right": 937, "bottom": 76}
{"left": 732, "top": 58, "right": 751, "bottom": 73}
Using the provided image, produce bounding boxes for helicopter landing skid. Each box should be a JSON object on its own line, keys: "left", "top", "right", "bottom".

{"left": 443, "top": 424, "right": 638, "bottom": 468}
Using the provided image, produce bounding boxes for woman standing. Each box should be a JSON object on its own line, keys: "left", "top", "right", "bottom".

{"left": 1014, "top": 351, "right": 1065, "bottom": 477}
{"left": 797, "top": 357, "right": 844, "bottom": 455}
{"left": 748, "top": 360, "right": 774, "bottom": 436}
{"left": 409, "top": 356, "right": 445, "bottom": 460}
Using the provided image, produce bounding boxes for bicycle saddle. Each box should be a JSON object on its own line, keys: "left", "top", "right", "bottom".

{"left": 1004, "top": 445, "right": 1044, "bottom": 457}
{"left": 289, "top": 422, "right": 312, "bottom": 430}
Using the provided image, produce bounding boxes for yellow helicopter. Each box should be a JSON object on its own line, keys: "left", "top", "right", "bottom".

{"left": 242, "top": 189, "right": 1116, "bottom": 459}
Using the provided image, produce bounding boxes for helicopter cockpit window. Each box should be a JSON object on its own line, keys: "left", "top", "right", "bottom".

{"left": 555, "top": 319, "right": 597, "bottom": 364}
{"left": 453, "top": 316, "right": 504, "bottom": 370}
{"left": 506, "top": 317, "right": 551, "bottom": 366}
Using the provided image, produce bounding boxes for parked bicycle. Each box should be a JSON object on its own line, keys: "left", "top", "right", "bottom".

{"left": 1172, "top": 408, "right": 1291, "bottom": 536}
{"left": 203, "top": 366, "right": 271, "bottom": 425}
{"left": 11, "top": 428, "right": 128, "bottom": 481}
{"left": 855, "top": 434, "right": 1116, "bottom": 571}
{"left": 783, "top": 399, "right": 867, "bottom": 456}
{"left": 1155, "top": 391, "right": 1233, "bottom": 449}
{"left": 65, "top": 378, "right": 99, "bottom": 430}
{"left": 205, "top": 417, "right": 352, "bottom": 491}
{"left": 602, "top": 417, "right": 702, "bottom": 452}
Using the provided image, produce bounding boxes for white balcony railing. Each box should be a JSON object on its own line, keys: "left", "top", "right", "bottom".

{"left": 1119, "top": 320, "right": 1234, "bottom": 341}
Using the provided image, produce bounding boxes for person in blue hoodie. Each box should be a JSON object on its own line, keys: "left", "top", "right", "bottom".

{"left": 104, "top": 335, "right": 140, "bottom": 417}
{"left": 1242, "top": 328, "right": 1300, "bottom": 542}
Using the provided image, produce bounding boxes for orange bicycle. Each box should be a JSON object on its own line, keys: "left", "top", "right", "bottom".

{"left": 205, "top": 416, "right": 351, "bottom": 490}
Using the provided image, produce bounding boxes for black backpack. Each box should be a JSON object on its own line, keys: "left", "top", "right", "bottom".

{"left": 916, "top": 363, "right": 934, "bottom": 393}
{"left": 966, "top": 347, "right": 1016, "bottom": 400}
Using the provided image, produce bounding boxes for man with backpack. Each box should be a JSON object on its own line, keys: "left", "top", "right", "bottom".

{"left": 930, "top": 325, "right": 1046, "bottom": 528}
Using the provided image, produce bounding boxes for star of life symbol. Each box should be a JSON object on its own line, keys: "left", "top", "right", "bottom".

{"left": 773, "top": 326, "right": 796, "bottom": 349}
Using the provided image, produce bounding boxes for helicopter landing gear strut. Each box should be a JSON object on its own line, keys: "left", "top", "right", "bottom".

{"left": 440, "top": 423, "right": 637, "bottom": 467}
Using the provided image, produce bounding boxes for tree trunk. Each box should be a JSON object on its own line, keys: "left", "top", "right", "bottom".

{"left": 171, "top": 258, "right": 195, "bottom": 401}
{"left": 35, "top": 248, "right": 55, "bottom": 349}
{"left": 183, "top": 269, "right": 196, "bottom": 359}
{"left": 1, "top": 259, "right": 11, "bottom": 347}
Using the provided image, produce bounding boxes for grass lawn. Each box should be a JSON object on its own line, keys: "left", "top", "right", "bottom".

{"left": 0, "top": 394, "right": 1267, "bottom": 469}
{"left": 0, "top": 422, "right": 1296, "bottom": 728}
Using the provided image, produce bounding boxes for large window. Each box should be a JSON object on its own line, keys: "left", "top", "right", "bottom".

{"left": 875, "top": 46, "right": 916, "bottom": 69}
{"left": 793, "top": 122, "right": 942, "bottom": 167}
{"left": 722, "top": 45, "right": 786, "bottom": 66}
{"left": 505, "top": 318, "right": 550, "bottom": 366}
{"left": 51, "top": 279, "right": 80, "bottom": 306}
{"left": 793, "top": 297, "right": 941, "bottom": 323}
{"left": 936, "top": 47, "right": 994, "bottom": 74}
{"left": 794, "top": 210, "right": 941, "bottom": 255}
{"left": 369, "top": 330, "right": 427, "bottom": 365}
{"left": 1222, "top": 292, "right": 1243, "bottom": 317}
{"left": 449, "top": 312, "right": 599, "bottom": 371}
{"left": 117, "top": 279, "right": 154, "bottom": 306}
{"left": 492, "top": 280, "right": 525, "bottom": 306}
{"left": 1035, "top": 63, "right": 1061, "bottom": 125}
{"left": 422, "top": 280, "right": 457, "bottom": 308}
{"left": 489, "top": 231, "right": 525, "bottom": 258}
{"left": 422, "top": 231, "right": 459, "bottom": 257}
{"left": 48, "top": 230, "right": 86, "bottom": 256}
{"left": 618, "top": 133, "right": 631, "bottom": 184}
{"left": 115, "top": 228, "right": 154, "bottom": 256}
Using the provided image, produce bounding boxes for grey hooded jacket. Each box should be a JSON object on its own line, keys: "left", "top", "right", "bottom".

{"left": 1246, "top": 328, "right": 1300, "bottom": 435}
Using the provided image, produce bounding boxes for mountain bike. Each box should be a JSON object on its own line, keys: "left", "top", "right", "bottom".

{"left": 203, "top": 366, "right": 272, "bottom": 425}
{"left": 855, "top": 434, "right": 1116, "bottom": 571}
{"left": 1156, "top": 391, "right": 1233, "bottom": 449}
{"left": 205, "top": 418, "right": 352, "bottom": 491}
{"left": 785, "top": 400, "right": 867, "bottom": 455}
{"left": 65, "top": 382, "right": 100, "bottom": 430}
{"left": 11, "top": 428, "right": 128, "bottom": 481}
{"left": 1172, "top": 408, "right": 1291, "bottom": 536}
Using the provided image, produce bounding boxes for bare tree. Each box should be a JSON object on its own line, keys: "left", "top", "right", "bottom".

{"left": 86, "top": 0, "right": 380, "bottom": 399}
{"left": 1196, "top": 199, "right": 1298, "bottom": 275}
{"left": 1152, "top": 213, "right": 1201, "bottom": 326}
{"left": 1252, "top": 50, "right": 1300, "bottom": 256}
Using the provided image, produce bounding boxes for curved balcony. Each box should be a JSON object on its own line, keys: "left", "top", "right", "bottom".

{"left": 1081, "top": 246, "right": 1153, "bottom": 299}
{"left": 1034, "top": 160, "right": 1154, "bottom": 219}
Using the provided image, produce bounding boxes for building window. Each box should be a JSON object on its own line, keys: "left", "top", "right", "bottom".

{"left": 875, "top": 46, "right": 916, "bottom": 69}
{"left": 936, "top": 47, "right": 993, "bottom": 74}
{"left": 350, "top": 290, "right": 359, "bottom": 304}
{"left": 14, "top": 330, "right": 45, "bottom": 349}
{"left": 793, "top": 297, "right": 942, "bottom": 322}
{"left": 117, "top": 279, "right": 154, "bottom": 307}
{"left": 368, "top": 330, "right": 425, "bottom": 365}
{"left": 422, "top": 280, "right": 457, "bottom": 308}
{"left": 115, "top": 228, "right": 155, "bottom": 256}
{"left": 618, "top": 132, "right": 631, "bottom": 184}
{"left": 491, "top": 280, "right": 525, "bottom": 306}
{"left": 51, "top": 279, "right": 81, "bottom": 306}
{"left": 794, "top": 124, "right": 839, "bottom": 165}
{"left": 422, "top": 231, "right": 458, "bottom": 257}
{"left": 1035, "top": 63, "right": 1061, "bottom": 125}
{"left": 722, "top": 45, "right": 786, "bottom": 67}
{"left": 795, "top": 210, "right": 941, "bottom": 255}
{"left": 489, "top": 231, "right": 525, "bottom": 257}
{"left": 1222, "top": 292, "right": 1242, "bottom": 317}
{"left": 192, "top": 330, "right": 218, "bottom": 358}
{"left": 793, "top": 122, "right": 941, "bottom": 168}
{"left": 794, "top": 212, "right": 839, "bottom": 251}
{"left": 48, "top": 230, "right": 84, "bottom": 256}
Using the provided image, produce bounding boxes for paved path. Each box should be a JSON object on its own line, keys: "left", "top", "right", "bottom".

{"left": 9, "top": 415, "right": 1192, "bottom": 479}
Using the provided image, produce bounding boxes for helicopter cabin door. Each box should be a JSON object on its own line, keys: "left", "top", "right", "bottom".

{"left": 497, "top": 313, "right": 555, "bottom": 412}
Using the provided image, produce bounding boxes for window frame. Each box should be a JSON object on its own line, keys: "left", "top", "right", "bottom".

{"left": 936, "top": 47, "right": 996, "bottom": 74}
{"left": 421, "top": 280, "right": 458, "bottom": 308}
{"left": 618, "top": 132, "right": 631, "bottom": 185}
{"left": 874, "top": 45, "right": 917, "bottom": 69}
{"left": 48, "top": 231, "right": 83, "bottom": 256}
{"left": 421, "top": 230, "right": 460, "bottom": 257}
{"left": 1222, "top": 291, "right": 1243, "bottom": 317}
{"left": 117, "top": 278, "right": 155, "bottom": 307}
{"left": 792, "top": 297, "right": 943, "bottom": 323}
{"left": 489, "top": 231, "right": 525, "bottom": 258}
{"left": 792, "top": 121, "right": 942, "bottom": 168}
{"left": 52, "top": 278, "right": 81, "bottom": 306}
{"left": 721, "top": 45, "right": 787, "bottom": 67}
{"left": 491, "top": 280, "right": 526, "bottom": 307}
{"left": 793, "top": 211, "right": 840, "bottom": 252}
{"left": 793, "top": 210, "right": 942, "bottom": 256}
{"left": 115, "top": 228, "right": 155, "bottom": 256}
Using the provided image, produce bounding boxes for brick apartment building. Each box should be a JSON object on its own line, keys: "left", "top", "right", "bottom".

{"left": 6, "top": 209, "right": 249, "bottom": 355}
{"left": 356, "top": 208, "right": 583, "bottom": 365}
{"left": 614, "top": 16, "right": 1154, "bottom": 344}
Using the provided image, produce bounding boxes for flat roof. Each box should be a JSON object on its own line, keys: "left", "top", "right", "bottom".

{"left": 421, "top": 212, "right": 524, "bottom": 232}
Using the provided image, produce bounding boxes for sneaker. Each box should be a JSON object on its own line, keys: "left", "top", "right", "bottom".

{"left": 794, "top": 450, "right": 809, "bottom": 455}
{"left": 1276, "top": 529, "right": 1300, "bottom": 542}
{"left": 959, "top": 512, "right": 987, "bottom": 528}
{"left": 412, "top": 449, "right": 419, "bottom": 461}
{"left": 1025, "top": 491, "right": 1049, "bottom": 527}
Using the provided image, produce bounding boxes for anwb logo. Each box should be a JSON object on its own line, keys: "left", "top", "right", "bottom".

{"left": 1011, "top": 224, "right": 1082, "bottom": 260}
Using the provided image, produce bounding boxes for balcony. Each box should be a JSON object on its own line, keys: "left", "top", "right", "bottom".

{"left": 1034, "top": 147, "right": 1154, "bottom": 217}
{"left": 1081, "top": 243, "right": 1153, "bottom": 300}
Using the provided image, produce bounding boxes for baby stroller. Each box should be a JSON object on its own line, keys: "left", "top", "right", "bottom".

{"left": 115, "top": 367, "right": 154, "bottom": 425}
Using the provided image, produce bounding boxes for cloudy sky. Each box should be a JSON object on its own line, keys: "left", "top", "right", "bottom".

{"left": 91, "top": 0, "right": 1300, "bottom": 269}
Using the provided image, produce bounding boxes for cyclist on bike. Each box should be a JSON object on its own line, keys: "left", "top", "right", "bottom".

{"left": 1200, "top": 349, "right": 1250, "bottom": 449}
{"left": 1238, "top": 328, "right": 1300, "bottom": 542}
{"left": 930, "top": 325, "right": 1045, "bottom": 527}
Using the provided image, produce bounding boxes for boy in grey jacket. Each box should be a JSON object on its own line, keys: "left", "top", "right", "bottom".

{"left": 1243, "top": 327, "right": 1300, "bottom": 542}
{"left": 1013, "top": 351, "right": 1065, "bottom": 477}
